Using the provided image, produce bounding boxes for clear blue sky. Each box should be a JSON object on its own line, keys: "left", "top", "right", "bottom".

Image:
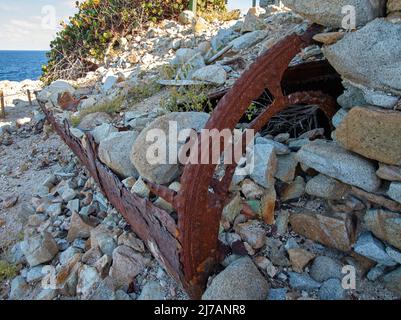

{"left": 0, "top": 0, "right": 257, "bottom": 50}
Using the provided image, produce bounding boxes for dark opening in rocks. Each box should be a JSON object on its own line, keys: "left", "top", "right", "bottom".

{"left": 242, "top": 60, "right": 343, "bottom": 139}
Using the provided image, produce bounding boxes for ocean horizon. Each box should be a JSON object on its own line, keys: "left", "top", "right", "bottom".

{"left": 0, "top": 50, "right": 48, "bottom": 82}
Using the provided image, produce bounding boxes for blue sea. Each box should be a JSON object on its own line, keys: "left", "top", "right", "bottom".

{"left": 0, "top": 51, "right": 48, "bottom": 82}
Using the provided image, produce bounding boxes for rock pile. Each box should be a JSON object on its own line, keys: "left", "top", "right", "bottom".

{"left": 3, "top": 1, "right": 401, "bottom": 301}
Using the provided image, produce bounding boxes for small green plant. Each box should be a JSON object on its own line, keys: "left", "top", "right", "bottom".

{"left": 246, "top": 103, "right": 258, "bottom": 121}
{"left": 197, "top": 0, "right": 226, "bottom": 13}
{"left": 70, "top": 94, "right": 125, "bottom": 127}
{"left": 161, "top": 84, "right": 213, "bottom": 113}
{"left": 128, "top": 80, "right": 162, "bottom": 104}
{"left": 42, "top": 0, "right": 189, "bottom": 83}
{"left": 159, "top": 64, "right": 178, "bottom": 80}
{"left": 0, "top": 260, "right": 18, "bottom": 282}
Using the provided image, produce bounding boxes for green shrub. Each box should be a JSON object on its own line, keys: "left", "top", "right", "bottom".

{"left": 161, "top": 84, "right": 213, "bottom": 113}
{"left": 127, "top": 80, "right": 162, "bottom": 104}
{"left": 197, "top": 0, "right": 226, "bottom": 12}
{"left": 0, "top": 260, "right": 17, "bottom": 281}
{"left": 42, "top": 0, "right": 227, "bottom": 84}
{"left": 42, "top": 0, "right": 189, "bottom": 83}
{"left": 70, "top": 94, "right": 124, "bottom": 127}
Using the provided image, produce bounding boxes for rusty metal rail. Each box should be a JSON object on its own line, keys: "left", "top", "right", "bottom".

{"left": 40, "top": 25, "right": 338, "bottom": 299}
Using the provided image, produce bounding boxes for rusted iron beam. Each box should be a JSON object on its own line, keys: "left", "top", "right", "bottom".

{"left": 37, "top": 103, "right": 185, "bottom": 289}
{"left": 0, "top": 90, "right": 5, "bottom": 119}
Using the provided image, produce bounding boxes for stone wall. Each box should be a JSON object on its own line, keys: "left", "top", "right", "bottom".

{"left": 281, "top": 0, "right": 401, "bottom": 294}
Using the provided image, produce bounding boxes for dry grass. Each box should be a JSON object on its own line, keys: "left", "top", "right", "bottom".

{"left": 70, "top": 95, "right": 125, "bottom": 127}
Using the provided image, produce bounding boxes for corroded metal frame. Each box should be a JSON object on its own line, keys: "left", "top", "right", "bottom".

{"left": 40, "top": 25, "right": 337, "bottom": 299}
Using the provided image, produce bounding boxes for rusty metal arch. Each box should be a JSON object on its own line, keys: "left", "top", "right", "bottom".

{"left": 146, "top": 25, "right": 337, "bottom": 298}
{"left": 40, "top": 25, "right": 337, "bottom": 300}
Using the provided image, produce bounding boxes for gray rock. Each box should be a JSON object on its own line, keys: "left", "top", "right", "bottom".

{"left": 249, "top": 143, "right": 277, "bottom": 188}
{"left": 72, "top": 239, "right": 87, "bottom": 251}
{"left": 102, "top": 72, "right": 123, "bottom": 92}
{"left": 275, "top": 152, "right": 298, "bottom": 183}
{"left": 288, "top": 139, "right": 309, "bottom": 151}
{"left": 362, "top": 87, "right": 399, "bottom": 109}
{"left": 234, "top": 220, "right": 266, "bottom": 250}
{"left": 241, "top": 9, "right": 267, "bottom": 33}
{"left": 222, "top": 194, "right": 242, "bottom": 224}
{"left": 282, "top": 0, "right": 386, "bottom": 28}
{"left": 386, "top": 246, "right": 401, "bottom": 264}
{"left": 337, "top": 81, "right": 366, "bottom": 109}
{"left": 92, "top": 123, "right": 118, "bottom": 144}
{"left": 376, "top": 163, "right": 401, "bottom": 182}
{"left": 8, "top": 242, "right": 25, "bottom": 264}
{"left": 67, "top": 212, "right": 96, "bottom": 242}
{"left": 288, "top": 272, "right": 321, "bottom": 291}
{"left": 296, "top": 140, "right": 380, "bottom": 192}
{"left": 322, "top": 19, "right": 401, "bottom": 95}
{"left": 178, "top": 10, "right": 196, "bottom": 25}
{"left": 77, "top": 265, "right": 102, "bottom": 299}
{"left": 46, "top": 203, "right": 62, "bottom": 216}
{"left": 113, "top": 290, "right": 130, "bottom": 300}
{"left": 78, "top": 112, "right": 112, "bottom": 130}
{"left": 90, "top": 224, "right": 119, "bottom": 256}
{"left": 332, "top": 108, "right": 348, "bottom": 128}
{"left": 267, "top": 288, "right": 287, "bottom": 301}
{"left": 99, "top": 131, "right": 139, "bottom": 179}
{"left": 388, "top": 182, "right": 401, "bottom": 204}
{"left": 118, "top": 232, "right": 145, "bottom": 253}
{"left": 364, "top": 209, "right": 401, "bottom": 251}
{"left": 318, "top": 279, "right": 346, "bottom": 300}
{"left": 138, "top": 281, "right": 166, "bottom": 300}
{"left": 37, "top": 80, "right": 75, "bottom": 105}
{"left": 59, "top": 246, "right": 82, "bottom": 266}
{"left": 309, "top": 256, "right": 343, "bottom": 283}
{"left": 265, "top": 238, "right": 290, "bottom": 267}
{"left": 275, "top": 210, "right": 290, "bottom": 236}
{"left": 229, "top": 30, "right": 268, "bottom": 52}
{"left": 202, "top": 257, "right": 269, "bottom": 300}
{"left": 367, "top": 265, "right": 387, "bottom": 281}
{"left": 9, "top": 276, "right": 30, "bottom": 300}
{"left": 87, "top": 277, "right": 116, "bottom": 300}
{"left": 172, "top": 49, "right": 205, "bottom": 79}
{"left": 281, "top": 176, "right": 305, "bottom": 202}
{"left": 82, "top": 247, "right": 103, "bottom": 266}
{"left": 61, "top": 187, "right": 77, "bottom": 202}
{"left": 70, "top": 128, "right": 84, "bottom": 139}
{"left": 21, "top": 232, "right": 59, "bottom": 267}
{"left": 256, "top": 137, "right": 290, "bottom": 155}
{"left": 67, "top": 199, "right": 80, "bottom": 213}
{"left": 274, "top": 133, "right": 290, "bottom": 144}
{"left": 131, "top": 177, "right": 150, "bottom": 198}
{"left": 171, "top": 48, "right": 202, "bottom": 66}
{"left": 191, "top": 65, "right": 227, "bottom": 85}
{"left": 383, "top": 267, "right": 401, "bottom": 294}
{"left": 353, "top": 232, "right": 397, "bottom": 266}
{"left": 109, "top": 245, "right": 149, "bottom": 289}
{"left": 211, "top": 28, "right": 238, "bottom": 51}
{"left": 131, "top": 112, "right": 209, "bottom": 185}
{"left": 35, "top": 289, "right": 58, "bottom": 300}
{"left": 305, "top": 174, "right": 350, "bottom": 200}
{"left": 26, "top": 266, "right": 45, "bottom": 283}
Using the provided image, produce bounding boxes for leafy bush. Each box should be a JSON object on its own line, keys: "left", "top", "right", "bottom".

{"left": 42, "top": 0, "right": 227, "bottom": 84}
{"left": 42, "top": 0, "right": 189, "bottom": 83}
{"left": 161, "top": 85, "right": 213, "bottom": 113}
{"left": 197, "top": 0, "right": 226, "bottom": 12}
{"left": 0, "top": 260, "right": 17, "bottom": 282}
